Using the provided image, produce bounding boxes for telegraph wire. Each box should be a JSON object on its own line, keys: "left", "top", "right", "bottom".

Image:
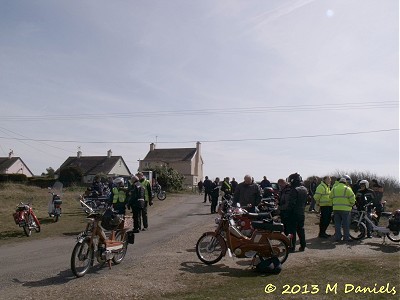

{"left": 0, "top": 101, "right": 397, "bottom": 121}
{"left": 0, "top": 129, "right": 397, "bottom": 144}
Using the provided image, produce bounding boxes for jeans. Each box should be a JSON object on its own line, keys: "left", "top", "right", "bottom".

{"left": 334, "top": 210, "right": 351, "bottom": 241}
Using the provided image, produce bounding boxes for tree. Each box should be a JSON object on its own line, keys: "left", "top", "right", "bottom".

{"left": 42, "top": 167, "right": 55, "bottom": 178}
{"left": 146, "top": 165, "right": 184, "bottom": 192}
{"left": 59, "top": 166, "right": 83, "bottom": 186}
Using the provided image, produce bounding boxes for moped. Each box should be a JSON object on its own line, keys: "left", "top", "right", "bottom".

{"left": 70, "top": 200, "right": 135, "bottom": 277}
{"left": 350, "top": 203, "right": 400, "bottom": 242}
{"left": 13, "top": 201, "right": 41, "bottom": 237}
{"left": 48, "top": 181, "right": 63, "bottom": 222}
{"left": 196, "top": 200, "right": 291, "bottom": 269}
{"left": 152, "top": 183, "right": 166, "bottom": 201}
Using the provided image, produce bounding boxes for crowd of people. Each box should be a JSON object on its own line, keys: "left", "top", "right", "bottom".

{"left": 88, "top": 172, "right": 155, "bottom": 233}
{"left": 198, "top": 173, "right": 385, "bottom": 252}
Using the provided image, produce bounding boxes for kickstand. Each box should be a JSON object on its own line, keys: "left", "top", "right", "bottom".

{"left": 108, "top": 259, "right": 112, "bottom": 269}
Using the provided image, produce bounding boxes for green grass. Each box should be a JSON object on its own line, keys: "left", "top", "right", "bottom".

{"left": 164, "top": 257, "right": 399, "bottom": 300}
{"left": 0, "top": 183, "right": 89, "bottom": 245}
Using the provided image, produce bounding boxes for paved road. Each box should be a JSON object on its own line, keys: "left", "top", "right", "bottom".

{"left": 0, "top": 193, "right": 210, "bottom": 295}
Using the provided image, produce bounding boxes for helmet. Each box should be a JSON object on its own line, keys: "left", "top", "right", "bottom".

{"left": 101, "top": 208, "right": 122, "bottom": 230}
{"left": 113, "top": 177, "right": 124, "bottom": 186}
{"left": 343, "top": 175, "right": 352, "bottom": 185}
{"left": 359, "top": 180, "right": 369, "bottom": 188}
{"left": 288, "top": 173, "right": 302, "bottom": 185}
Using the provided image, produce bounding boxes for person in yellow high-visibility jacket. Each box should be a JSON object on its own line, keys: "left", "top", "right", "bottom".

{"left": 314, "top": 176, "right": 332, "bottom": 238}
{"left": 111, "top": 177, "right": 128, "bottom": 214}
{"left": 329, "top": 176, "right": 355, "bottom": 242}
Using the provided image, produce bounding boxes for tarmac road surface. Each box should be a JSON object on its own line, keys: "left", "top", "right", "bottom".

{"left": 0, "top": 193, "right": 211, "bottom": 298}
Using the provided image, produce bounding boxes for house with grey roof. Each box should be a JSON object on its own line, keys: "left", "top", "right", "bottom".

{"left": 56, "top": 150, "right": 131, "bottom": 183}
{"left": 0, "top": 153, "right": 34, "bottom": 177}
{"left": 139, "top": 142, "right": 203, "bottom": 186}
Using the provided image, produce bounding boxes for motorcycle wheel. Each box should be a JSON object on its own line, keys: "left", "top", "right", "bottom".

{"left": 71, "top": 238, "right": 94, "bottom": 278}
{"left": 349, "top": 221, "right": 366, "bottom": 240}
{"left": 268, "top": 239, "right": 289, "bottom": 264}
{"left": 157, "top": 191, "right": 166, "bottom": 201}
{"left": 31, "top": 214, "right": 41, "bottom": 233}
{"left": 387, "top": 231, "right": 400, "bottom": 242}
{"left": 196, "top": 233, "right": 225, "bottom": 265}
{"left": 112, "top": 231, "right": 128, "bottom": 264}
{"left": 54, "top": 214, "right": 59, "bottom": 222}
{"left": 23, "top": 224, "right": 31, "bottom": 237}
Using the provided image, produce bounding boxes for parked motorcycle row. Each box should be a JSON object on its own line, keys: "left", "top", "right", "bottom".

{"left": 12, "top": 181, "right": 63, "bottom": 237}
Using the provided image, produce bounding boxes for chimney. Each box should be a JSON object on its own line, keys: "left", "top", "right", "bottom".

{"left": 150, "top": 143, "right": 155, "bottom": 151}
{"left": 77, "top": 150, "right": 82, "bottom": 158}
{"left": 107, "top": 149, "right": 112, "bottom": 158}
{"left": 8, "top": 150, "right": 13, "bottom": 159}
{"left": 194, "top": 142, "right": 201, "bottom": 176}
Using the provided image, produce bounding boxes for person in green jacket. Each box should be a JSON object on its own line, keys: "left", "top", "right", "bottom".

{"left": 136, "top": 172, "right": 153, "bottom": 231}
{"left": 329, "top": 176, "right": 356, "bottom": 242}
{"left": 314, "top": 176, "right": 332, "bottom": 238}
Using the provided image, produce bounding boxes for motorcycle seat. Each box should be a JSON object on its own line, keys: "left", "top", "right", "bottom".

{"left": 244, "top": 212, "right": 271, "bottom": 220}
{"left": 251, "top": 220, "right": 284, "bottom": 232}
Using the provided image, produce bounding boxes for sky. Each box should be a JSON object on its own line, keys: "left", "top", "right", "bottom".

{"left": 0, "top": 0, "right": 399, "bottom": 183}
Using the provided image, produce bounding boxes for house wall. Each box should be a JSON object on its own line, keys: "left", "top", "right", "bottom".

{"left": 109, "top": 158, "right": 131, "bottom": 177}
{"left": 4, "top": 159, "right": 34, "bottom": 177}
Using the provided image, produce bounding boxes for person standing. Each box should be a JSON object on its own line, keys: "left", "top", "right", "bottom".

{"left": 110, "top": 177, "right": 128, "bottom": 215}
{"left": 233, "top": 175, "right": 261, "bottom": 213}
{"left": 286, "top": 173, "right": 308, "bottom": 252}
{"left": 330, "top": 176, "right": 356, "bottom": 242}
{"left": 314, "top": 176, "right": 332, "bottom": 238}
{"left": 277, "top": 178, "right": 291, "bottom": 235}
{"left": 210, "top": 177, "right": 220, "bottom": 214}
{"left": 220, "top": 177, "right": 232, "bottom": 199}
{"left": 260, "top": 176, "right": 272, "bottom": 189}
{"left": 203, "top": 176, "right": 212, "bottom": 203}
{"left": 197, "top": 180, "right": 203, "bottom": 195}
{"left": 355, "top": 180, "right": 376, "bottom": 238}
{"left": 136, "top": 172, "right": 153, "bottom": 231}
{"left": 127, "top": 176, "right": 145, "bottom": 233}
{"left": 371, "top": 179, "right": 384, "bottom": 222}
{"left": 308, "top": 177, "right": 317, "bottom": 212}
{"left": 230, "top": 177, "right": 238, "bottom": 194}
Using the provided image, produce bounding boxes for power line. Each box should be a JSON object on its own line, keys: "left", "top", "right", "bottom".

{"left": 0, "top": 129, "right": 397, "bottom": 144}
{"left": 0, "top": 101, "right": 397, "bottom": 121}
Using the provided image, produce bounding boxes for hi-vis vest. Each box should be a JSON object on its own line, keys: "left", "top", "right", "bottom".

{"left": 112, "top": 187, "right": 126, "bottom": 203}
{"left": 314, "top": 182, "right": 332, "bottom": 207}
{"left": 222, "top": 181, "right": 232, "bottom": 194}
{"left": 329, "top": 183, "right": 355, "bottom": 211}
{"left": 140, "top": 180, "right": 151, "bottom": 201}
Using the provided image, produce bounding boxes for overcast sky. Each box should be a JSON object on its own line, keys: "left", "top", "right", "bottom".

{"left": 0, "top": 0, "right": 398, "bottom": 182}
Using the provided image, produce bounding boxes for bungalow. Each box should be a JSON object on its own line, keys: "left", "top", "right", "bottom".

{"left": 57, "top": 150, "right": 131, "bottom": 183}
{"left": 0, "top": 152, "right": 34, "bottom": 177}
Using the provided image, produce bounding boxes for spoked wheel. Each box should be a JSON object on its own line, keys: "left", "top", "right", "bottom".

{"left": 71, "top": 238, "right": 94, "bottom": 277}
{"left": 349, "top": 221, "right": 366, "bottom": 240}
{"left": 31, "top": 215, "right": 41, "bottom": 233}
{"left": 157, "top": 191, "right": 166, "bottom": 201}
{"left": 196, "top": 233, "right": 225, "bottom": 265}
{"left": 23, "top": 224, "right": 31, "bottom": 237}
{"left": 113, "top": 231, "right": 128, "bottom": 264}
{"left": 268, "top": 239, "right": 289, "bottom": 264}
{"left": 387, "top": 231, "right": 400, "bottom": 242}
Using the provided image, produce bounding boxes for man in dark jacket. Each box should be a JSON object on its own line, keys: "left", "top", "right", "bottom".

{"left": 286, "top": 173, "right": 308, "bottom": 252}
{"left": 210, "top": 177, "right": 220, "bottom": 214}
{"left": 233, "top": 175, "right": 261, "bottom": 213}
{"left": 203, "top": 176, "right": 212, "bottom": 203}
{"left": 127, "top": 176, "right": 146, "bottom": 233}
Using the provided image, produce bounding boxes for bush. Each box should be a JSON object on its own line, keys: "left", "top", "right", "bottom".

{"left": 145, "top": 166, "right": 185, "bottom": 192}
{"left": 0, "top": 174, "right": 28, "bottom": 183}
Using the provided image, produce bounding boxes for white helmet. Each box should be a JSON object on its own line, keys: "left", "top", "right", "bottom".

{"left": 113, "top": 177, "right": 124, "bottom": 186}
{"left": 359, "top": 180, "right": 369, "bottom": 188}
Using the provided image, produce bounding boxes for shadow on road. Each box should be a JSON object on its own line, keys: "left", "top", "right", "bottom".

{"left": 11, "top": 265, "right": 105, "bottom": 287}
